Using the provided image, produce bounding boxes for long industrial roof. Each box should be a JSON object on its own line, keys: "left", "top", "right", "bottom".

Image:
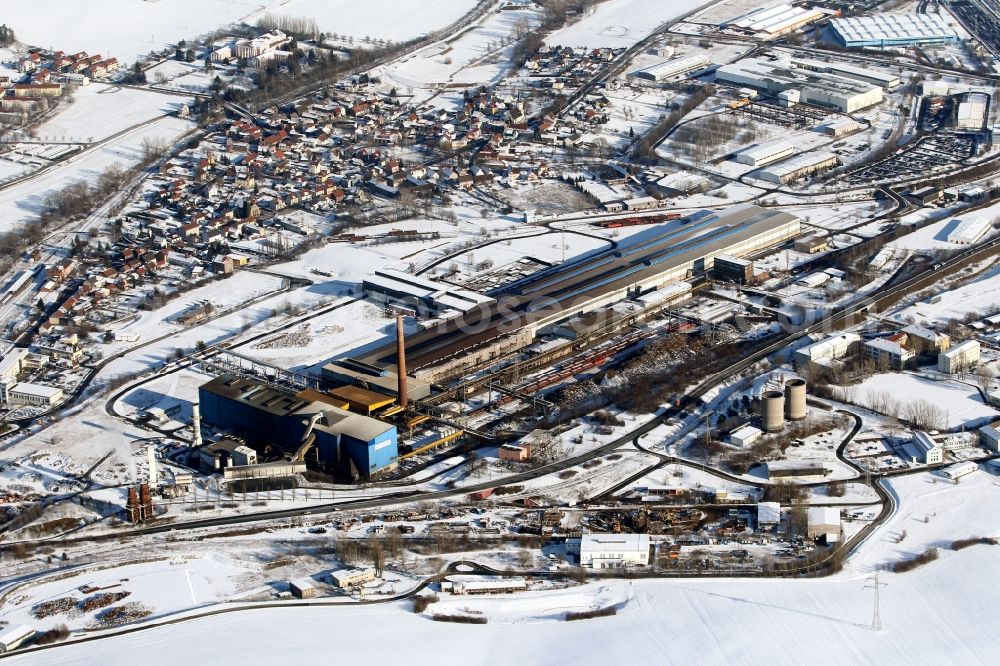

{"left": 356, "top": 205, "right": 799, "bottom": 370}
{"left": 758, "top": 151, "right": 838, "bottom": 180}
{"left": 831, "top": 13, "right": 957, "bottom": 44}
{"left": 717, "top": 58, "right": 881, "bottom": 97}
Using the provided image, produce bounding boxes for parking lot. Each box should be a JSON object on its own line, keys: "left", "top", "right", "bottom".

{"left": 845, "top": 133, "right": 976, "bottom": 184}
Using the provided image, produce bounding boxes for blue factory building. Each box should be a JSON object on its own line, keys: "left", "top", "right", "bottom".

{"left": 198, "top": 374, "right": 398, "bottom": 479}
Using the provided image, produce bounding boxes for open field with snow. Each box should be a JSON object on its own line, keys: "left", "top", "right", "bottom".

{"left": 33, "top": 85, "right": 186, "bottom": 143}
{"left": 257, "top": 0, "right": 479, "bottom": 42}
{"left": 7, "top": 1, "right": 265, "bottom": 65}
{"left": 9, "top": 0, "right": 479, "bottom": 65}
{"left": 377, "top": 5, "right": 540, "bottom": 101}
{"left": 546, "top": 0, "right": 711, "bottom": 48}
{"left": 11, "top": 541, "right": 1000, "bottom": 665}
{"left": 0, "top": 115, "right": 194, "bottom": 233}
{"left": 894, "top": 261, "right": 1000, "bottom": 325}
{"left": 0, "top": 554, "right": 251, "bottom": 633}
{"left": 852, "top": 373, "right": 998, "bottom": 430}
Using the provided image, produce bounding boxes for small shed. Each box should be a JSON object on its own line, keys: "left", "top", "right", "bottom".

{"left": 289, "top": 578, "right": 317, "bottom": 599}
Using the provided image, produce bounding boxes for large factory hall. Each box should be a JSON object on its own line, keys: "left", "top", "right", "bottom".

{"left": 355, "top": 204, "right": 799, "bottom": 381}
{"left": 196, "top": 204, "right": 801, "bottom": 480}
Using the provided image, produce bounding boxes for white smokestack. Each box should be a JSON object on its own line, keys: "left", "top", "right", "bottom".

{"left": 192, "top": 403, "right": 203, "bottom": 448}
{"left": 147, "top": 444, "right": 158, "bottom": 488}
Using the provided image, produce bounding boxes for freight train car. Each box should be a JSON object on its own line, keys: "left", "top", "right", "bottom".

{"left": 597, "top": 212, "right": 682, "bottom": 228}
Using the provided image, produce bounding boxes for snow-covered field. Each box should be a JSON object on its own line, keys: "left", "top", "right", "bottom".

{"left": 546, "top": 0, "right": 710, "bottom": 48}
{"left": 257, "top": 0, "right": 479, "bottom": 42}
{"left": 33, "top": 85, "right": 185, "bottom": 143}
{"left": 377, "top": 5, "right": 539, "bottom": 101}
{"left": 8, "top": 0, "right": 478, "bottom": 65}
{"left": 849, "top": 470, "right": 1000, "bottom": 573}
{"left": 895, "top": 262, "right": 1000, "bottom": 325}
{"left": 14, "top": 542, "right": 1000, "bottom": 665}
{"left": 852, "top": 373, "right": 998, "bottom": 430}
{"left": 0, "top": 554, "right": 250, "bottom": 634}
{"left": 0, "top": 115, "right": 194, "bottom": 233}
{"left": 240, "top": 299, "right": 396, "bottom": 371}
{"left": 7, "top": 1, "right": 265, "bottom": 65}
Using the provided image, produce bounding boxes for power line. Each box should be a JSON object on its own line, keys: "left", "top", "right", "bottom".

{"left": 866, "top": 568, "right": 886, "bottom": 631}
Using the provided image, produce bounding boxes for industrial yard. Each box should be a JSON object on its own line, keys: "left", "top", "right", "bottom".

{"left": 0, "top": 0, "right": 1000, "bottom": 662}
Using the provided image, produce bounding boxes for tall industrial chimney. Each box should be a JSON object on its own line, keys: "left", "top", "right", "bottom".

{"left": 147, "top": 444, "right": 158, "bottom": 488}
{"left": 396, "top": 313, "right": 408, "bottom": 410}
{"left": 192, "top": 403, "right": 203, "bottom": 447}
{"left": 126, "top": 485, "right": 140, "bottom": 523}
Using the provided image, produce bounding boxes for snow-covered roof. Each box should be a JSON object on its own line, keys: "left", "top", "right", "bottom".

{"left": 947, "top": 217, "right": 990, "bottom": 245}
{"left": 0, "top": 624, "right": 34, "bottom": 645}
{"left": 10, "top": 382, "right": 61, "bottom": 398}
{"left": 766, "top": 459, "right": 829, "bottom": 472}
{"left": 796, "top": 333, "right": 860, "bottom": 360}
{"left": 807, "top": 506, "right": 840, "bottom": 528}
{"left": 331, "top": 568, "right": 374, "bottom": 583}
{"left": 757, "top": 151, "right": 837, "bottom": 181}
{"left": 444, "top": 577, "right": 527, "bottom": 592}
{"left": 864, "top": 337, "right": 910, "bottom": 355}
{"left": 727, "top": 3, "right": 825, "bottom": 36}
{"left": 940, "top": 340, "right": 980, "bottom": 359}
{"left": 757, "top": 502, "right": 780, "bottom": 524}
{"left": 913, "top": 431, "right": 940, "bottom": 453}
{"left": 832, "top": 13, "right": 957, "bottom": 44}
{"left": 731, "top": 424, "right": 762, "bottom": 440}
{"left": 902, "top": 324, "right": 944, "bottom": 341}
{"left": 579, "top": 533, "right": 650, "bottom": 553}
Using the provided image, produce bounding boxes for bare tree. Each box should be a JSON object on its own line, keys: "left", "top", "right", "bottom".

{"left": 903, "top": 398, "right": 945, "bottom": 431}
{"left": 864, "top": 390, "right": 900, "bottom": 418}
{"left": 976, "top": 365, "right": 996, "bottom": 394}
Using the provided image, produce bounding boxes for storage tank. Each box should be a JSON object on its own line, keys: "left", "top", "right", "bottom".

{"left": 762, "top": 390, "right": 785, "bottom": 432}
{"left": 785, "top": 378, "right": 807, "bottom": 421}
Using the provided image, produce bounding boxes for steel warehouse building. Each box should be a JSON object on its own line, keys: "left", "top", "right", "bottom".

{"left": 757, "top": 501, "right": 781, "bottom": 528}
{"left": 941, "top": 461, "right": 978, "bottom": 480}
{"left": 734, "top": 140, "right": 796, "bottom": 167}
{"left": 947, "top": 216, "right": 990, "bottom": 245}
{"left": 198, "top": 374, "right": 398, "bottom": 478}
{"left": 757, "top": 151, "right": 839, "bottom": 184}
{"left": 362, "top": 268, "right": 495, "bottom": 318}
{"left": 955, "top": 93, "right": 988, "bottom": 131}
{"left": 320, "top": 359, "right": 431, "bottom": 402}
{"left": 289, "top": 578, "right": 317, "bottom": 599}
{"left": 795, "top": 59, "right": 902, "bottom": 89}
{"left": 356, "top": 205, "right": 800, "bottom": 381}
{"left": 0, "top": 625, "right": 34, "bottom": 654}
{"left": 831, "top": 13, "right": 958, "bottom": 48}
{"left": 725, "top": 3, "right": 828, "bottom": 39}
{"left": 715, "top": 57, "right": 883, "bottom": 112}
{"left": 807, "top": 506, "right": 841, "bottom": 542}
{"left": 630, "top": 54, "right": 710, "bottom": 82}
{"left": 766, "top": 459, "right": 831, "bottom": 478}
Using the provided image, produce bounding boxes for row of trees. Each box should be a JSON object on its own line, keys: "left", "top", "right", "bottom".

{"left": 631, "top": 85, "right": 713, "bottom": 161}
{"left": 671, "top": 113, "right": 742, "bottom": 162}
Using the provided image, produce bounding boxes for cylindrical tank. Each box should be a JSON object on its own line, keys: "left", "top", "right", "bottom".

{"left": 785, "top": 378, "right": 807, "bottom": 421}
{"left": 762, "top": 390, "right": 785, "bottom": 432}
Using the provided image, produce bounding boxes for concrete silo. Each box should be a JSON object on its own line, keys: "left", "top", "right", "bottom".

{"left": 761, "top": 390, "right": 785, "bottom": 432}
{"left": 785, "top": 378, "right": 807, "bottom": 421}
